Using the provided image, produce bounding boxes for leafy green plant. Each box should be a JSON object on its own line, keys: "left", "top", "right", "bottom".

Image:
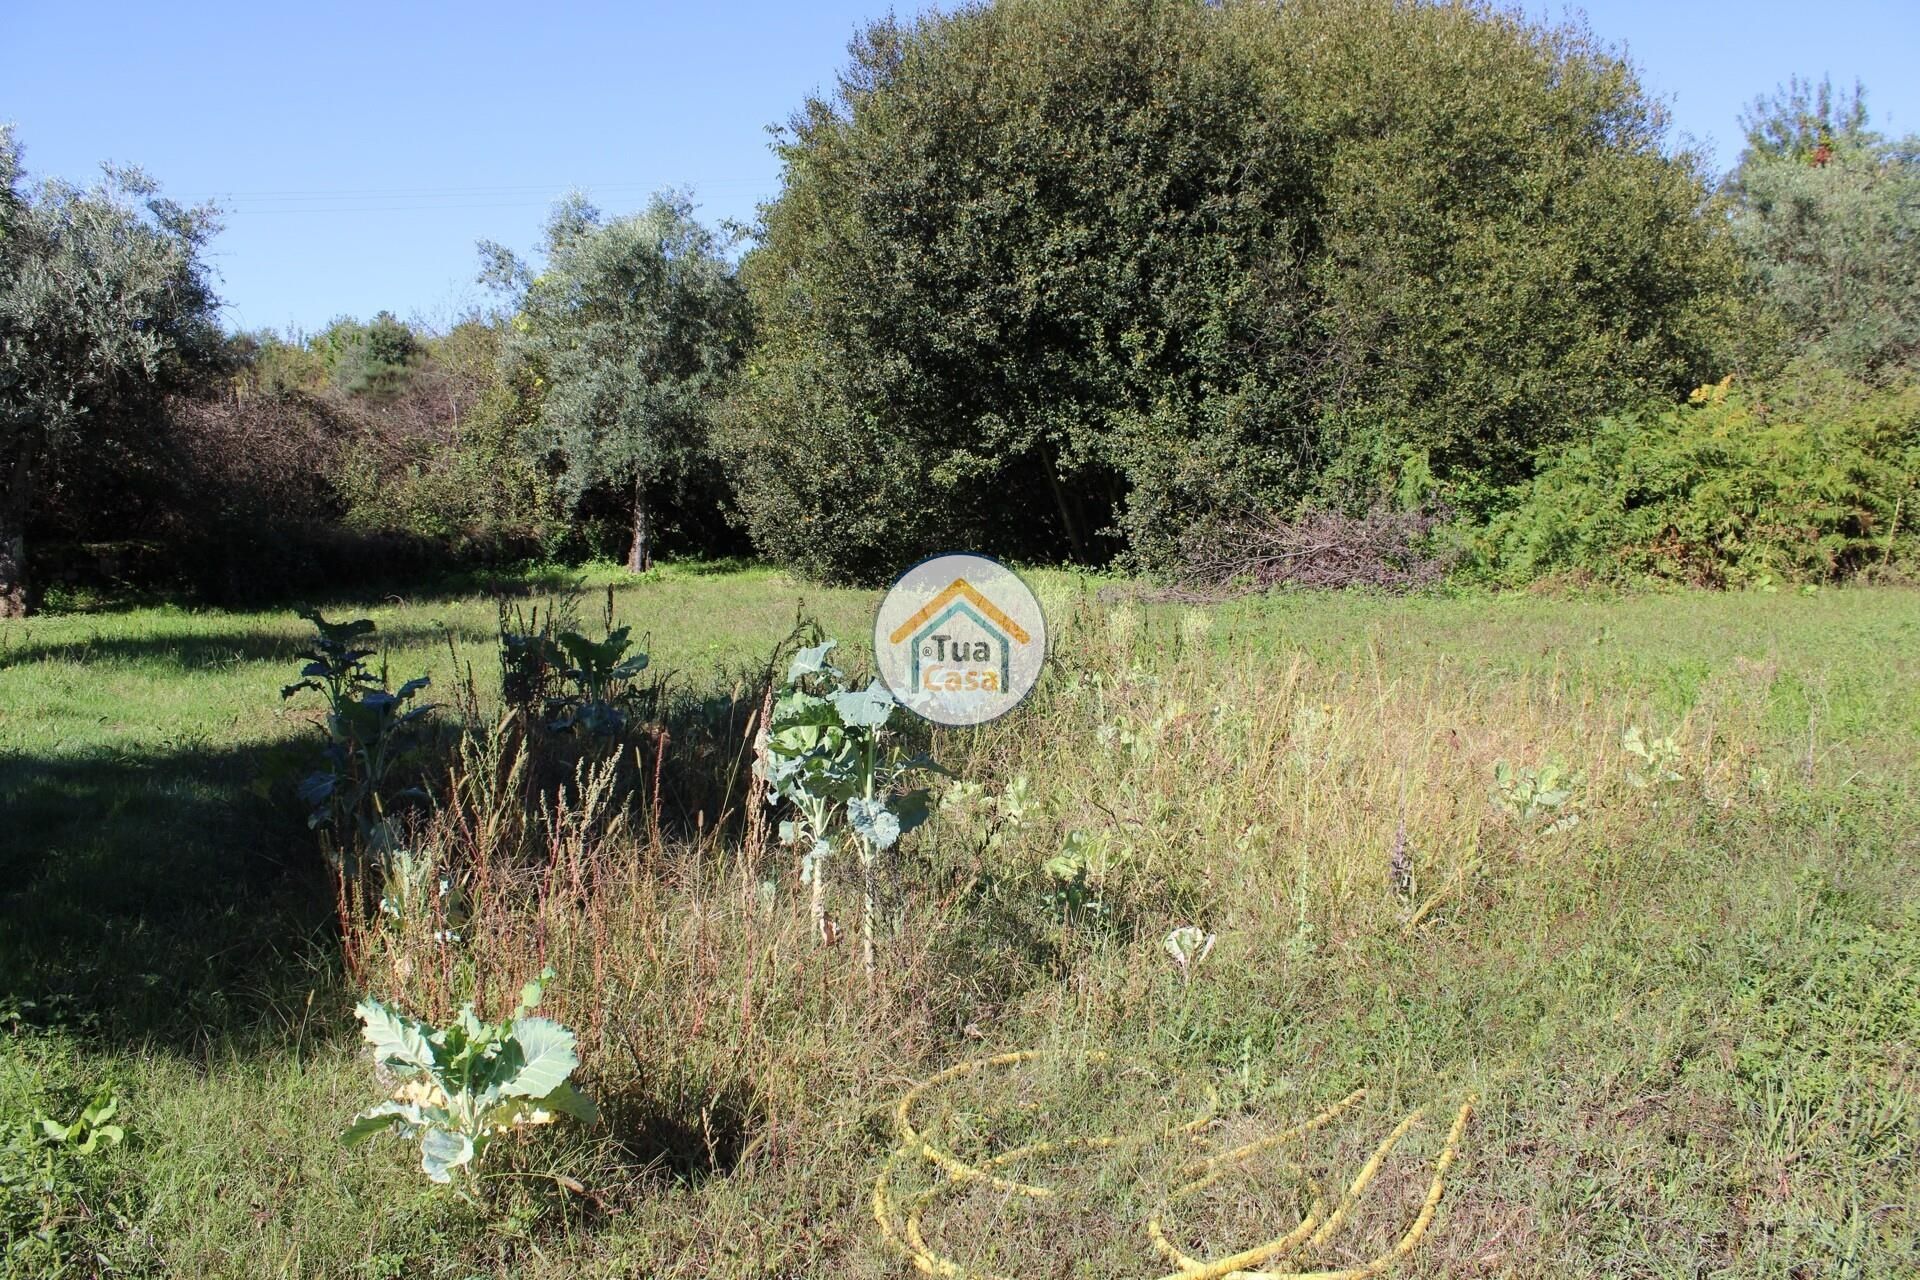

{"left": 1, "top": 1090, "right": 125, "bottom": 1271}
{"left": 758, "top": 638, "right": 935, "bottom": 973}
{"left": 34, "top": 1093, "right": 124, "bottom": 1156}
{"left": 281, "top": 610, "right": 435, "bottom": 865}
{"left": 548, "top": 627, "right": 649, "bottom": 737}
{"left": 1044, "top": 829, "right": 1110, "bottom": 925}
{"left": 499, "top": 590, "right": 651, "bottom": 741}
{"left": 1493, "top": 758, "right": 1582, "bottom": 833}
{"left": 342, "top": 969, "right": 596, "bottom": 1187}
{"left": 1163, "top": 926, "right": 1217, "bottom": 985}
{"left": 1623, "top": 726, "right": 1684, "bottom": 790}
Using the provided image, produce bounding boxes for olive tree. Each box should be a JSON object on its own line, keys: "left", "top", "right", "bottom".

{"left": 481, "top": 192, "right": 746, "bottom": 573}
{"left": 1728, "top": 79, "right": 1920, "bottom": 376}
{"left": 0, "top": 127, "right": 224, "bottom": 615}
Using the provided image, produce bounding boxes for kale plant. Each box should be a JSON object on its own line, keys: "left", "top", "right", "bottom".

{"left": 758, "top": 639, "right": 935, "bottom": 973}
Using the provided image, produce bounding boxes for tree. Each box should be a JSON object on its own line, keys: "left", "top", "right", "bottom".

{"left": 319, "top": 310, "right": 421, "bottom": 400}
{"left": 1737, "top": 76, "right": 1874, "bottom": 165}
{"left": 0, "top": 127, "right": 224, "bottom": 615}
{"left": 727, "top": 0, "right": 1747, "bottom": 581}
{"left": 1727, "top": 79, "right": 1920, "bottom": 376}
{"left": 481, "top": 193, "right": 746, "bottom": 573}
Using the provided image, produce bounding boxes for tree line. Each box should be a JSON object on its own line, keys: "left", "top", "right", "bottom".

{"left": 3, "top": 0, "right": 1916, "bottom": 615}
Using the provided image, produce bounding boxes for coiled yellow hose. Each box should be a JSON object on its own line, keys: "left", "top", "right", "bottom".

{"left": 872, "top": 1050, "right": 1475, "bottom": 1280}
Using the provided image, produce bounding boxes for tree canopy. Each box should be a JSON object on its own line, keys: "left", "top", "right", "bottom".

{"left": 1728, "top": 78, "right": 1920, "bottom": 377}
{"left": 0, "top": 126, "right": 225, "bottom": 614}
{"left": 724, "top": 0, "right": 1749, "bottom": 581}
{"left": 483, "top": 192, "right": 748, "bottom": 572}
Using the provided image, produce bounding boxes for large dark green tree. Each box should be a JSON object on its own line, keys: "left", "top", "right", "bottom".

{"left": 483, "top": 192, "right": 747, "bottom": 571}
{"left": 0, "top": 127, "right": 224, "bottom": 615}
{"left": 727, "top": 0, "right": 1748, "bottom": 580}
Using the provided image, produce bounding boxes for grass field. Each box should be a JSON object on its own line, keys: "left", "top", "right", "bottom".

{"left": 2, "top": 567, "right": 1916, "bottom": 1278}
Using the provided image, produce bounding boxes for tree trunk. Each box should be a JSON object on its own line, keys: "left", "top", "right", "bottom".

{"left": 0, "top": 525, "right": 26, "bottom": 618}
{"left": 0, "top": 451, "right": 30, "bottom": 618}
{"left": 626, "top": 475, "right": 651, "bottom": 574}
{"left": 1039, "top": 443, "right": 1086, "bottom": 563}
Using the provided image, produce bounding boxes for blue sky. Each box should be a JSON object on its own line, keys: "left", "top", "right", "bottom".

{"left": 5, "top": 1, "right": 1916, "bottom": 335}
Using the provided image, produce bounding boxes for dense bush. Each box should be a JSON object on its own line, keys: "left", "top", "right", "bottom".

{"left": 1479, "top": 366, "right": 1920, "bottom": 586}
{"left": 725, "top": 0, "right": 1747, "bottom": 581}
{"left": 147, "top": 321, "right": 550, "bottom": 602}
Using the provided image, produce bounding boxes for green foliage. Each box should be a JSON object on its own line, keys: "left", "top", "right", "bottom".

{"left": 34, "top": 1093, "right": 125, "bottom": 1156}
{"left": 1480, "top": 369, "right": 1920, "bottom": 585}
{"left": 1727, "top": 81, "right": 1920, "bottom": 376}
{"left": 281, "top": 610, "right": 436, "bottom": 860}
{"left": 0, "top": 125, "right": 225, "bottom": 614}
{"left": 317, "top": 310, "right": 422, "bottom": 400}
{"left": 727, "top": 0, "right": 1743, "bottom": 579}
{"left": 0, "top": 1059, "right": 128, "bottom": 1277}
{"left": 1738, "top": 76, "right": 1876, "bottom": 165}
{"left": 343, "top": 970, "right": 597, "bottom": 1187}
{"left": 1492, "top": 757, "right": 1581, "bottom": 833}
{"left": 547, "top": 628, "right": 650, "bottom": 737}
{"left": 1621, "top": 725, "right": 1683, "bottom": 790}
{"left": 483, "top": 192, "right": 748, "bottom": 572}
{"left": 758, "top": 637, "right": 935, "bottom": 969}
{"left": 498, "top": 588, "right": 653, "bottom": 740}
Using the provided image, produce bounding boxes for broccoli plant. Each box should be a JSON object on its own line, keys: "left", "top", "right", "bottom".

{"left": 547, "top": 626, "right": 649, "bottom": 737}
{"left": 342, "top": 969, "right": 596, "bottom": 1188}
{"left": 758, "top": 639, "right": 935, "bottom": 973}
{"left": 281, "top": 610, "right": 435, "bottom": 869}
{"left": 498, "top": 590, "right": 650, "bottom": 742}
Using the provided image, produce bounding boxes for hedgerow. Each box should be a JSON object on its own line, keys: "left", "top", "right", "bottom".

{"left": 1477, "top": 365, "right": 1920, "bottom": 586}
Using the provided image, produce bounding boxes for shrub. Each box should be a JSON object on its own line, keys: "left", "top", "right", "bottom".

{"left": 1479, "top": 368, "right": 1920, "bottom": 586}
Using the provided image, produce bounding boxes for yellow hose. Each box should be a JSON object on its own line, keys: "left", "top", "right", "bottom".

{"left": 874, "top": 1049, "right": 1475, "bottom": 1280}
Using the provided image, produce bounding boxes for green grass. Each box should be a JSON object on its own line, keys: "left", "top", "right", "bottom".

{"left": 2, "top": 569, "right": 1916, "bottom": 1277}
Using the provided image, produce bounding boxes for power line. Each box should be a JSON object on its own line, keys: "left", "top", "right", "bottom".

{"left": 183, "top": 178, "right": 771, "bottom": 207}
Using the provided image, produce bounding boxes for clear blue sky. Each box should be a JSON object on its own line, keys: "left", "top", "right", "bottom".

{"left": 5, "top": 1, "right": 1916, "bottom": 336}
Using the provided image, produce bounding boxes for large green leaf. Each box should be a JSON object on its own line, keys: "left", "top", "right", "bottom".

{"left": 419, "top": 1126, "right": 475, "bottom": 1183}
{"left": 832, "top": 680, "right": 897, "bottom": 729}
{"left": 340, "top": 1100, "right": 425, "bottom": 1147}
{"left": 770, "top": 689, "right": 840, "bottom": 731}
{"left": 502, "top": 1017, "right": 578, "bottom": 1099}
{"left": 537, "top": 1082, "right": 600, "bottom": 1124}
{"left": 787, "top": 639, "right": 840, "bottom": 681}
{"left": 848, "top": 797, "right": 902, "bottom": 850}
{"left": 355, "top": 998, "right": 439, "bottom": 1072}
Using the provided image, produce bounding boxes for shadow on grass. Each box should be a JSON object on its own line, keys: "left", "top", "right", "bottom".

{"left": 0, "top": 737, "right": 339, "bottom": 1055}
{"left": 0, "top": 620, "right": 498, "bottom": 672}
{"left": 18, "top": 556, "right": 774, "bottom": 625}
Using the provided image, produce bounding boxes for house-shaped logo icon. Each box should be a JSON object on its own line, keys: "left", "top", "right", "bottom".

{"left": 874, "top": 554, "right": 1047, "bottom": 726}
{"left": 887, "top": 578, "right": 1032, "bottom": 694}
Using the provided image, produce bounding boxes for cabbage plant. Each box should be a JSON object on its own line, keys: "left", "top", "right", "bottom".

{"left": 759, "top": 639, "right": 934, "bottom": 972}
{"left": 342, "top": 970, "right": 596, "bottom": 1186}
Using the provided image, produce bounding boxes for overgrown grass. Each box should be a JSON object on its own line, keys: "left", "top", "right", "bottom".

{"left": 2, "top": 569, "right": 1915, "bottom": 1277}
